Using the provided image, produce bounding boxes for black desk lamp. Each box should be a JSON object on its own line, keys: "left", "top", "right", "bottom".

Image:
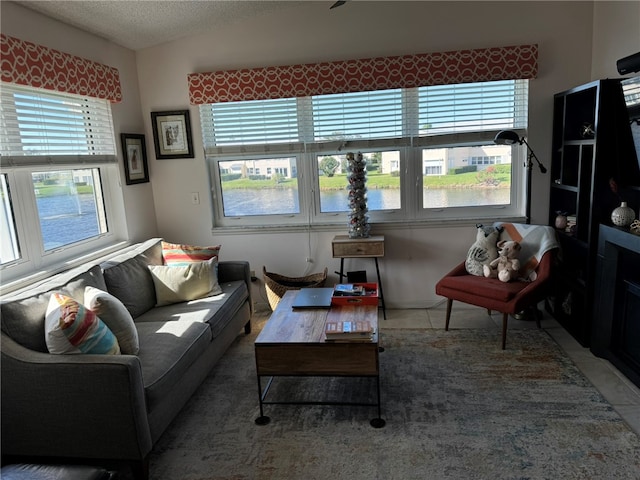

{"left": 494, "top": 130, "right": 547, "bottom": 224}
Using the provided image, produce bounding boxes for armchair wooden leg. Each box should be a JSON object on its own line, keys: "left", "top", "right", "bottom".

{"left": 501, "top": 313, "right": 508, "bottom": 350}
{"left": 445, "top": 298, "right": 453, "bottom": 331}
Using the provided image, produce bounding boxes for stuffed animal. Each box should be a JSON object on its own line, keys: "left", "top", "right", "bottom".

{"left": 483, "top": 240, "right": 522, "bottom": 282}
{"left": 465, "top": 224, "right": 503, "bottom": 276}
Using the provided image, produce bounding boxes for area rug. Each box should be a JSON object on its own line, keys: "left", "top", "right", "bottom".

{"left": 143, "top": 324, "right": 640, "bottom": 479}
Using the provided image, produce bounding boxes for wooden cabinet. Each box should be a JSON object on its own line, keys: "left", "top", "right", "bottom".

{"left": 591, "top": 225, "right": 640, "bottom": 388}
{"left": 546, "top": 79, "right": 640, "bottom": 346}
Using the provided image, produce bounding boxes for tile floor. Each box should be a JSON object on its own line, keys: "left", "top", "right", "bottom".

{"left": 378, "top": 302, "right": 640, "bottom": 436}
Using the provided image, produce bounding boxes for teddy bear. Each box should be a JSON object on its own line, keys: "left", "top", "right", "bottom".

{"left": 465, "top": 224, "right": 503, "bottom": 276}
{"left": 483, "top": 240, "right": 522, "bottom": 282}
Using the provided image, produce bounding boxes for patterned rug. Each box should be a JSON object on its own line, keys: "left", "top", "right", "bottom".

{"left": 142, "top": 324, "right": 640, "bottom": 479}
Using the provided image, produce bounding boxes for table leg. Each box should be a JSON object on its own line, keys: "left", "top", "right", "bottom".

{"left": 255, "top": 375, "right": 271, "bottom": 425}
{"left": 374, "top": 258, "right": 387, "bottom": 319}
{"left": 370, "top": 375, "right": 386, "bottom": 428}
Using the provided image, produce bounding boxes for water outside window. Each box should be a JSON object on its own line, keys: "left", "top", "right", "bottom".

{"left": 217, "top": 158, "right": 300, "bottom": 217}
{"left": 317, "top": 151, "right": 401, "bottom": 212}
{"left": 33, "top": 169, "right": 107, "bottom": 251}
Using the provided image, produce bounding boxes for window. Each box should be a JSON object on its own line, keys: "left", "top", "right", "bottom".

{"left": 0, "top": 84, "right": 121, "bottom": 284}
{"left": 0, "top": 174, "right": 20, "bottom": 264}
{"left": 200, "top": 80, "right": 528, "bottom": 228}
{"left": 32, "top": 169, "right": 108, "bottom": 250}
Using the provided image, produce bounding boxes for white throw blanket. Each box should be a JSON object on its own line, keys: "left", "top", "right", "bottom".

{"left": 493, "top": 222, "right": 559, "bottom": 281}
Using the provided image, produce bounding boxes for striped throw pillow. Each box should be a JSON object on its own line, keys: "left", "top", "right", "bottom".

{"left": 45, "top": 292, "right": 120, "bottom": 355}
{"left": 162, "top": 241, "right": 221, "bottom": 266}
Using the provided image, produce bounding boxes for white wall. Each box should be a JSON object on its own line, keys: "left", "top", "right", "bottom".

{"left": 591, "top": 1, "right": 640, "bottom": 79}
{"left": 1, "top": 1, "right": 159, "bottom": 244}
{"left": 3, "top": 1, "right": 638, "bottom": 309}
{"left": 135, "top": 1, "right": 600, "bottom": 308}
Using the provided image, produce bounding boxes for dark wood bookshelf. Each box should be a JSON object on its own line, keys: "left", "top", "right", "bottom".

{"left": 547, "top": 79, "right": 640, "bottom": 347}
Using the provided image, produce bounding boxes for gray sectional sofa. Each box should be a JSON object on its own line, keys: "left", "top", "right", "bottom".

{"left": 1, "top": 238, "right": 253, "bottom": 479}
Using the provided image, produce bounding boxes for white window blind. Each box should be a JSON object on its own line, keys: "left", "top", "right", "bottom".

{"left": 418, "top": 80, "right": 528, "bottom": 135}
{"left": 201, "top": 97, "right": 299, "bottom": 150}
{"left": 200, "top": 80, "right": 528, "bottom": 152}
{"left": 311, "top": 89, "right": 403, "bottom": 141}
{"left": 0, "top": 83, "right": 116, "bottom": 165}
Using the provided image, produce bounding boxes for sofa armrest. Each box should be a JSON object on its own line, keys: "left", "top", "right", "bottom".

{"left": 1, "top": 333, "right": 152, "bottom": 461}
{"left": 217, "top": 261, "right": 253, "bottom": 315}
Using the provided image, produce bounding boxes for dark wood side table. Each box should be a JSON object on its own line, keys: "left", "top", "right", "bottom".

{"left": 331, "top": 235, "right": 386, "bottom": 319}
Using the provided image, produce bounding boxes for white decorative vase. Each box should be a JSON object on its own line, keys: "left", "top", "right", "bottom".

{"left": 611, "top": 202, "right": 635, "bottom": 227}
{"left": 555, "top": 214, "right": 567, "bottom": 230}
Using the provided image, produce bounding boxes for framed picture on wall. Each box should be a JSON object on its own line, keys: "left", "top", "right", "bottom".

{"left": 150, "top": 110, "right": 194, "bottom": 159}
{"left": 121, "top": 133, "right": 149, "bottom": 185}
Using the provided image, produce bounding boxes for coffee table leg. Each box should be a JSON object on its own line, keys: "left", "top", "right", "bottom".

{"left": 370, "top": 375, "right": 386, "bottom": 428}
{"left": 255, "top": 375, "right": 271, "bottom": 425}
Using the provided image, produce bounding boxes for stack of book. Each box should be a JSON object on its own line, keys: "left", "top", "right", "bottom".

{"left": 565, "top": 215, "right": 577, "bottom": 234}
{"left": 325, "top": 320, "right": 374, "bottom": 342}
{"left": 332, "top": 284, "right": 365, "bottom": 296}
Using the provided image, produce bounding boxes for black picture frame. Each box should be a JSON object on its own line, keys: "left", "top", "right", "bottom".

{"left": 150, "top": 110, "right": 194, "bottom": 159}
{"left": 120, "top": 133, "right": 149, "bottom": 185}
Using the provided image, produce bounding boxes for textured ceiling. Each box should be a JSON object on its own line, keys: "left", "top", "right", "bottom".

{"left": 13, "top": 1, "right": 308, "bottom": 50}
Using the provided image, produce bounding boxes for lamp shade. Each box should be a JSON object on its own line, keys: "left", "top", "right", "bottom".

{"left": 494, "top": 130, "right": 522, "bottom": 145}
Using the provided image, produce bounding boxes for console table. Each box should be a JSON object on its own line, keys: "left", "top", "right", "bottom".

{"left": 331, "top": 235, "right": 386, "bottom": 319}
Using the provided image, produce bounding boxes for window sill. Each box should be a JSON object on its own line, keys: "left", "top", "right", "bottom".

{"left": 0, "top": 240, "right": 131, "bottom": 297}
{"left": 211, "top": 216, "right": 526, "bottom": 235}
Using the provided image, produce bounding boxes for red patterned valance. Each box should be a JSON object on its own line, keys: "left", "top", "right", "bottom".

{"left": 1, "top": 34, "right": 122, "bottom": 103}
{"left": 188, "top": 44, "right": 537, "bottom": 105}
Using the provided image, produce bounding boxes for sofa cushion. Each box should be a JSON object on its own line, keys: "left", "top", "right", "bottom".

{"left": 84, "top": 287, "right": 139, "bottom": 355}
{"left": 45, "top": 293, "right": 120, "bottom": 355}
{"left": 134, "top": 279, "right": 249, "bottom": 338}
{"left": 103, "top": 256, "right": 157, "bottom": 318}
{"left": 1, "top": 264, "right": 106, "bottom": 353}
{"left": 148, "top": 258, "right": 222, "bottom": 307}
{"left": 101, "top": 239, "right": 163, "bottom": 319}
{"left": 135, "top": 320, "right": 211, "bottom": 412}
{"left": 161, "top": 241, "right": 221, "bottom": 266}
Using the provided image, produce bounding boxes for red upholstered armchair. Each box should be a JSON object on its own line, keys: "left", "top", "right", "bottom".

{"left": 435, "top": 223, "right": 559, "bottom": 350}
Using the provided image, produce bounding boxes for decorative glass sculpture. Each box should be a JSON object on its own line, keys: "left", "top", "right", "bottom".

{"left": 346, "top": 152, "right": 370, "bottom": 238}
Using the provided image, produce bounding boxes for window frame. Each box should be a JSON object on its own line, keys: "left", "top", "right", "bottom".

{"left": 0, "top": 83, "right": 125, "bottom": 288}
{"left": 203, "top": 81, "right": 529, "bottom": 229}
{"left": 0, "top": 163, "right": 121, "bottom": 282}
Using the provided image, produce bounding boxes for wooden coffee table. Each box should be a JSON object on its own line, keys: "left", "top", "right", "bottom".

{"left": 254, "top": 289, "right": 385, "bottom": 428}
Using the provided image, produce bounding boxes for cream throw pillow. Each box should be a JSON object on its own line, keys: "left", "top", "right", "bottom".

{"left": 84, "top": 286, "right": 140, "bottom": 355}
{"left": 148, "top": 257, "right": 222, "bottom": 306}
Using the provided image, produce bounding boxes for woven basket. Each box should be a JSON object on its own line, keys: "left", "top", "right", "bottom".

{"left": 263, "top": 266, "right": 328, "bottom": 311}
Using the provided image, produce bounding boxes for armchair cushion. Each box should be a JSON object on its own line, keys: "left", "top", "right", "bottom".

{"left": 437, "top": 269, "right": 528, "bottom": 302}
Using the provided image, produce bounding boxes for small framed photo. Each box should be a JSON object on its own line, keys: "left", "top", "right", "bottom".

{"left": 120, "top": 133, "right": 149, "bottom": 185}
{"left": 150, "top": 110, "right": 194, "bottom": 159}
